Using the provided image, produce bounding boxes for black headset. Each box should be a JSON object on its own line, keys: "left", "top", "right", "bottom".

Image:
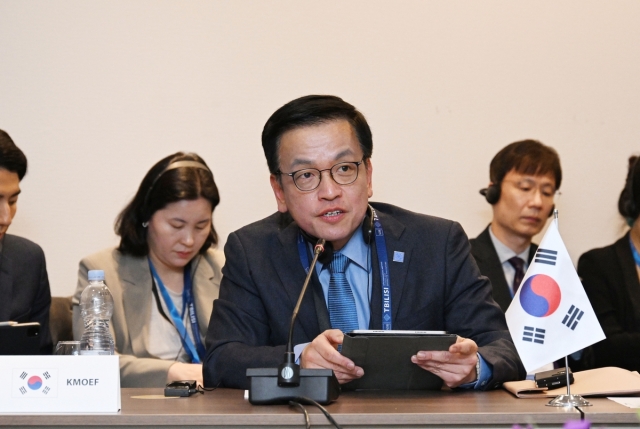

{"left": 621, "top": 156, "right": 640, "bottom": 220}
{"left": 299, "top": 205, "right": 374, "bottom": 264}
{"left": 479, "top": 183, "right": 555, "bottom": 218}
{"left": 479, "top": 184, "right": 501, "bottom": 205}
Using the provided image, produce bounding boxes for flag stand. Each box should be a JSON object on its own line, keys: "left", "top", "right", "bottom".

{"left": 546, "top": 356, "right": 591, "bottom": 407}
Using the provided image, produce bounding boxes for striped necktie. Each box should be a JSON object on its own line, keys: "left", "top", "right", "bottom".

{"left": 328, "top": 253, "right": 359, "bottom": 333}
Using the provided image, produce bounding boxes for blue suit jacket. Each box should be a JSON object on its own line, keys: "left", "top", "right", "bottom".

{"left": 0, "top": 234, "right": 52, "bottom": 354}
{"left": 204, "top": 203, "right": 525, "bottom": 389}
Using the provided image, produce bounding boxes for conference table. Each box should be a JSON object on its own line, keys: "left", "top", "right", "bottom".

{"left": 1, "top": 387, "right": 638, "bottom": 428}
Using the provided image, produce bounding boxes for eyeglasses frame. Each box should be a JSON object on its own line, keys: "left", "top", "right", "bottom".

{"left": 276, "top": 158, "right": 365, "bottom": 191}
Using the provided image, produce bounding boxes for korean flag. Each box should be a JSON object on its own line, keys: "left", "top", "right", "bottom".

{"left": 12, "top": 368, "right": 58, "bottom": 398}
{"left": 505, "top": 218, "right": 605, "bottom": 372}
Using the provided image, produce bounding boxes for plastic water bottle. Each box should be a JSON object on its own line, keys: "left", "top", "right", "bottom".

{"left": 80, "top": 270, "right": 115, "bottom": 355}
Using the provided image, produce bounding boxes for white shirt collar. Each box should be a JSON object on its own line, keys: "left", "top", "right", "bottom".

{"left": 488, "top": 224, "right": 530, "bottom": 264}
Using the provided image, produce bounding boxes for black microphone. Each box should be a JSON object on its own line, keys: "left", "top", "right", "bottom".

{"left": 278, "top": 239, "right": 326, "bottom": 387}
{"left": 246, "top": 238, "right": 340, "bottom": 405}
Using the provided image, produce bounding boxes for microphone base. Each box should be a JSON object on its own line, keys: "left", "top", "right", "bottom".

{"left": 246, "top": 368, "right": 340, "bottom": 405}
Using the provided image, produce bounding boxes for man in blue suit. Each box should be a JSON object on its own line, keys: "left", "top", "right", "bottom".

{"left": 204, "top": 95, "right": 524, "bottom": 389}
{"left": 0, "top": 130, "right": 52, "bottom": 354}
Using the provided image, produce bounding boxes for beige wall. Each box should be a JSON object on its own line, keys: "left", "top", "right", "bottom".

{"left": 1, "top": 0, "right": 638, "bottom": 296}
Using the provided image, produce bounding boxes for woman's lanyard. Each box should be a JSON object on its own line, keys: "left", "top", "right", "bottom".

{"left": 629, "top": 235, "right": 640, "bottom": 268}
{"left": 148, "top": 258, "right": 205, "bottom": 363}
{"left": 296, "top": 207, "right": 393, "bottom": 330}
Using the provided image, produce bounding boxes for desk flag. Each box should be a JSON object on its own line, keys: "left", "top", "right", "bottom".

{"left": 505, "top": 218, "right": 605, "bottom": 372}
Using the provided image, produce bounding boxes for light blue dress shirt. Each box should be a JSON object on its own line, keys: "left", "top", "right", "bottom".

{"left": 316, "top": 225, "right": 372, "bottom": 330}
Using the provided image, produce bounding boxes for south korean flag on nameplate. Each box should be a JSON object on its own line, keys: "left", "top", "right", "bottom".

{"left": 12, "top": 368, "right": 58, "bottom": 398}
{"left": 505, "top": 218, "right": 605, "bottom": 372}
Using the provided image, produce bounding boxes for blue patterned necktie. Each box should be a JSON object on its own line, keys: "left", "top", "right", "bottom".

{"left": 328, "top": 253, "right": 359, "bottom": 333}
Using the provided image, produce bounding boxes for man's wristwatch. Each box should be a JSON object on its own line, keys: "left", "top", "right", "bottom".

{"left": 475, "top": 353, "right": 481, "bottom": 381}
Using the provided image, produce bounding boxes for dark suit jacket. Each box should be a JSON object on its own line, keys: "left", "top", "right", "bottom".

{"left": 0, "top": 234, "right": 52, "bottom": 354}
{"left": 470, "top": 226, "right": 537, "bottom": 312}
{"left": 204, "top": 203, "right": 525, "bottom": 389}
{"left": 578, "top": 233, "right": 640, "bottom": 372}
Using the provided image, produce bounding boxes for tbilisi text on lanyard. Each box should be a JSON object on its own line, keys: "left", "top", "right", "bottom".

{"left": 296, "top": 206, "right": 393, "bottom": 330}
{"left": 148, "top": 258, "right": 206, "bottom": 363}
{"left": 371, "top": 207, "right": 392, "bottom": 330}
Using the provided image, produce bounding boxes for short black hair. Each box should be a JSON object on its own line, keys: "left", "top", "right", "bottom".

{"left": 0, "top": 129, "right": 27, "bottom": 180}
{"left": 261, "top": 95, "right": 373, "bottom": 174}
{"left": 490, "top": 140, "right": 562, "bottom": 189}
{"left": 618, "top": 155, "right": 640, "bottom": 221}
{"left": 115, "top": 152, "right": 220, "bottom": 257}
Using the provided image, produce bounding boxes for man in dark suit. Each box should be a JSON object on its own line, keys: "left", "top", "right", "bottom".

{"left": 0, "top": 130, "right": 52, "bottom": 354}
{"left": 471, "top": 140, "right": 562, "bottom": 312}
{"left": 204, "top": 95, "right": 524, "bottom": 390}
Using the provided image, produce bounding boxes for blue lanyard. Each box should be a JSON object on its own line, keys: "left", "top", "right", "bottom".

{"left": 371, "top": 208, "right": 393, "bottom": 330}
{"left": 296, "top": 208, "right": 393, "bottom": 330}
{"left": 148, "top": 259, "right": 205, "bottom": 363}
{"left": 629, "top": 235, "right": 640, "bottom": 268}
{"left": 297, "top": 233, "right": 312, "bottom": 273}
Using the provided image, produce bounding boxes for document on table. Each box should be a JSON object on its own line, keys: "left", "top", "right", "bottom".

{"left": 608, "top": 397, "right": 640, "bottom": 409}
{"left": 503, "top": 367, "right": 640, "bottom": 398}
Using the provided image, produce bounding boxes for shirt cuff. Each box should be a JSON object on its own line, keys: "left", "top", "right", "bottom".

{"left": 458, "top": 353, "right": 493, "bottom": 390}
{"left": 293, "top": 343, "right": 310, "bottom": 364}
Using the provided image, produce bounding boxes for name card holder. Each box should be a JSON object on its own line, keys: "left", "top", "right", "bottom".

{"left": 0, "top": 355, "right": 120, "bottom": 413}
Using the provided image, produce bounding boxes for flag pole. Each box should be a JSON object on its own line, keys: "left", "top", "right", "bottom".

{"left": 565, "top": 356, "right": 571, "bottom": 397}
{"left": 546, "top": 210, "right": 592, "bottom": 408}
{"left": 546, "top": 356, "right": 591, "bottom": 407}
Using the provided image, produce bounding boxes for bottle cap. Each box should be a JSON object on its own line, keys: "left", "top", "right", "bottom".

{"left": 88, "top": 270, "right": 105, "bottom": 281}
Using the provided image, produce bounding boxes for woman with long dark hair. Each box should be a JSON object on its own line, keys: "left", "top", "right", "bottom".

{"left": 578, "top": 155, "right": 640, "bottom": 372}
{"left": 72, "top": 152, "right": 222, "bottom": 387}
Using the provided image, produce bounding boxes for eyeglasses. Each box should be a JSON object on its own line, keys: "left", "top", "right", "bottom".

{"left": 277, "top": 159, "right": 364, "bottom": 191}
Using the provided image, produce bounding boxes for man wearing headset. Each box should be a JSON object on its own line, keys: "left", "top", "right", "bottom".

{"left": 204, "top": 95, "right": 524, "bottom": 390}
{"left": 471, "top": 140, "right": 562, "bottom": 313}
{"left": 0, "top": 129, "right": 52, "bottom": 354}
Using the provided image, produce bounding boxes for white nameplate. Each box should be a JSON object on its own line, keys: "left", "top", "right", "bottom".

{"left": 0, "top": 355, "right": 120, "bottom": 413}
